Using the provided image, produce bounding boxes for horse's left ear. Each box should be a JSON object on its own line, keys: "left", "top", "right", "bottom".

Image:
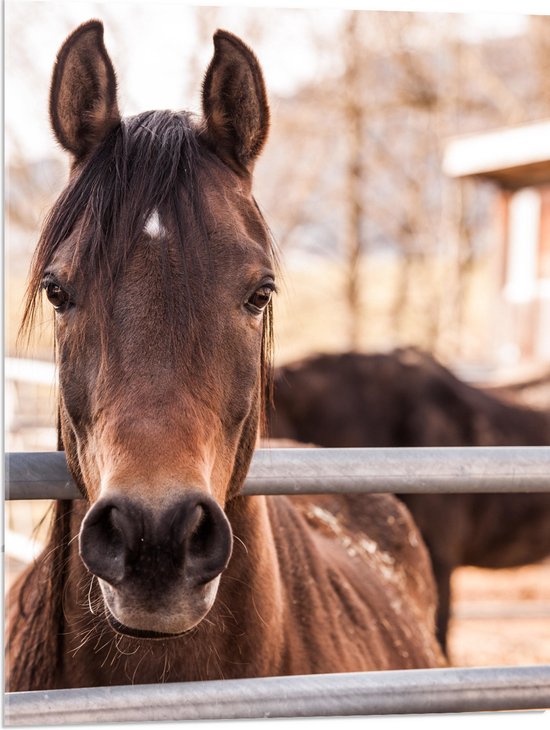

{"left": 50, "top": 20, "right": 120, "bottom": 160}
{"left": 202, "top": 30, "right": 270, "bottom": 175}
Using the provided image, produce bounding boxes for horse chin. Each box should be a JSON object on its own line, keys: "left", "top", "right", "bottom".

{"left": 98, "top": 576, "right": 221, "bottom": 640}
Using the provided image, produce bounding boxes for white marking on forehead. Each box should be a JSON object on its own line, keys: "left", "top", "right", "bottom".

{"left": 144, "top": 209, "right": 164, "bottom": 238}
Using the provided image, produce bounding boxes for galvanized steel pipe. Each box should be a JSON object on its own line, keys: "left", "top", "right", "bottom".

{"left": 5, "top": 446, "right": 550, "bottom": 500}
{"left": 5, "top": 665, "right": 550, "bottom": 725}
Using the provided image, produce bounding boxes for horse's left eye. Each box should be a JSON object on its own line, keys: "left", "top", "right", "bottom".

{"left": 246, "top": 285, "right": 273, "bottom": 314}
{"left": 44, "top": 281, "right": 71, "bottom": 311}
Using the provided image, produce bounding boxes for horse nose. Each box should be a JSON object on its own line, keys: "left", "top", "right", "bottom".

{"left": 79, "top": 492, "right": 233, "bottom": 589}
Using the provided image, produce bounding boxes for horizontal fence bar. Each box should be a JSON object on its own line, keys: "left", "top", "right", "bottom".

{"left": 5, "top": 446, "right": 550, "bottom": 500}
{"left": 5, "top": 665, "right": 550, "bottom": 725}
{"left": 4, "top": 357, "right": 56, "bottom": 386}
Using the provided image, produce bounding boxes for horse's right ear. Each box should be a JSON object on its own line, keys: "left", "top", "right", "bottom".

{"left": 50, "top": 20, "right": 120, "bottom": 160}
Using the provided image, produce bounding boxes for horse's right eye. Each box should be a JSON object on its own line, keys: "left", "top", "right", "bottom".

{"left": 44, "top": 281, "right": 71, "bottom": 311}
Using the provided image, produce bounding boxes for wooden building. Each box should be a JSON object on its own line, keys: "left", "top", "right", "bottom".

{"left": 444, "top": 119, "right": 550, "bottom": 369}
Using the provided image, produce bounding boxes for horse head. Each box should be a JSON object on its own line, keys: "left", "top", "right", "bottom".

{"left": 25, "top": 20, "right": 274, "bottom": 639}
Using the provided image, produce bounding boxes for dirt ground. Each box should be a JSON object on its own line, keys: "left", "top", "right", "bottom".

{"left": 447, "top": 560, "right": 550, "bottom": 667}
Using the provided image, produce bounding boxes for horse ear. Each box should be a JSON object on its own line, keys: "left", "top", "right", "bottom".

{"left": 202, "top": 30, "right": 270, "bottom": 175}
{"left": 50, "top": 20, "right": 120, "bottom": 159}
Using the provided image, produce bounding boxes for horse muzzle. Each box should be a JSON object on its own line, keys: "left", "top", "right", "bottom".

{"left": 79, "top": 490, "right": 233, "bottom": 636}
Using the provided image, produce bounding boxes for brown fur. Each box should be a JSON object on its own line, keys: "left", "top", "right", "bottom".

{"left": 6, "top": 23, "right": 444, "bottom": 692}
{"left": 268, "top": 348, "right": 550, "bottom": 651}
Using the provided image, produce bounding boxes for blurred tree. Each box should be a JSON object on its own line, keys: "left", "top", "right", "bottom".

{"left": 342, "top": 11, "right": 367, "bottom": 350}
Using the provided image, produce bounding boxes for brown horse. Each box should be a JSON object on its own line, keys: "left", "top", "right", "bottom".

{"left": 268, "top": 348, "right": 550, "bottom": 653}
{"left": 6, "top": 22, "right": 444, "bottom": 692}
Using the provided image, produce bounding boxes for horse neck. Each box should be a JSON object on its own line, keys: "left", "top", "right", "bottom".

{"left": 220, "top": 494, "right": 286, "bottom": 631}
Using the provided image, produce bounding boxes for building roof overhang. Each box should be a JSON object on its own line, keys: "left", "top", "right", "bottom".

{"left": 443, "top": 119, "right": 550, "bottom": 189}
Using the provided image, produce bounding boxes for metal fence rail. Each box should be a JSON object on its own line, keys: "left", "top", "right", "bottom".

{"left": 6, "top": 446, "right": 550, "bottom": 499}
{"left": 5, "top": 665, "right": 550, "bottom": 725}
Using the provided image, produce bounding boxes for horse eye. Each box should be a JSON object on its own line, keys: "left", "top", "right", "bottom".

{"left": 44, "top": 281, "right": 71, "bottom": 311}
{"left": 246, "top": 285, "right": 273, "bottom": 313}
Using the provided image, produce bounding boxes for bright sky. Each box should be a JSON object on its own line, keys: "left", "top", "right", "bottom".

{"left": 5, "top": 0, "right": 548, "bottom": 161}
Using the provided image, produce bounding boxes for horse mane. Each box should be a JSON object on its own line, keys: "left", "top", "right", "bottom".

{"left": 6, "top": 499, "right": 74, "bottom": 691}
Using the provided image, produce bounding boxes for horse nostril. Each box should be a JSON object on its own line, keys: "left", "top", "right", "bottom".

{"left": 79, "top": 500, "right": 128, "bottom": 586}
{"left": 189, "top": 508, "right": 213, "bottom": 554}
{"left": 174, "top": 498, "right": 233, "bottom": 586}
